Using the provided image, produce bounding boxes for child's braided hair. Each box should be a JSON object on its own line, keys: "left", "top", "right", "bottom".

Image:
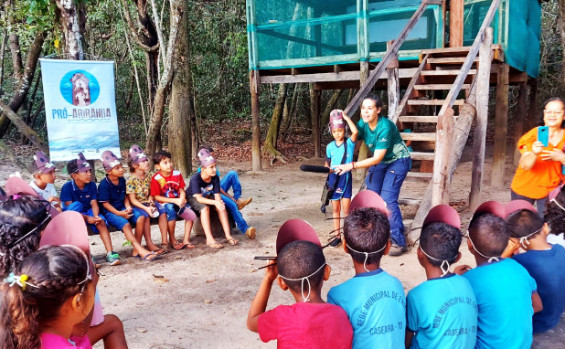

{"left": 0, "top": 194, "right": 51, "bottom": 278}
{"left": 0, "top": 245, "right": 91, "bottom": 349}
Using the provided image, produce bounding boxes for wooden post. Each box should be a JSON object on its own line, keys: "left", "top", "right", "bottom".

{"left": 526, "top": 78, "right": 538, "bottom": 131}
{"left": 469, "top": 28, "right": 493, "bottom": 210}
{"left": 491, "top": 63, "right": 508, "bottom": 188}
{"left": 249, "top": 70, "right": 262, "bottom": 171}
{"left": 449, "top": 0, "right": 464, "bottom": 47}
{"left": 513, "top": 82, "right": 528, "bottom": 166}
{"left": 356, "top": 61, "right": 370, "bottom": 182}
{"left": 431, "top": 107, "right": 454, "bottom": 206}
{"left": 387, "top": 41, "right": 400, "bottom": 116}
{"left": 312, "top": 88, "right": 321, "bottom": 158}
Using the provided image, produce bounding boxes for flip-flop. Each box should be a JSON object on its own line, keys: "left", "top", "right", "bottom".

{"left": 137, "top": 252, "right": 160, "bottom": 262}
{"left": 181, "top": 242, "right": 195, "bottom": 249}
{"left": 226, "top": 238, "right": 239, "bottom": 246}
{"left": 171, "top": 242, "right": 184, "bottom": 250}
{"left": 206, "top": 241, "right": 224, "bottom": 249}
{"left": 160, "top": 243, "right": 169, "bottom": 252}
{"left": 151, "top": 248, "right": 167, "bottom": 256}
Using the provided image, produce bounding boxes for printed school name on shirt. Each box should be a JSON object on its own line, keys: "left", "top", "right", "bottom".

{"left": 433, "top": 296, "right": 477, "bottom": 337}
{"left": 357, "top": 290, "right": 405, "bottom": 328}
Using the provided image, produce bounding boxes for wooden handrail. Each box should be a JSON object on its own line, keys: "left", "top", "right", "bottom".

{"left": 343, "top": 0, "right": 442, "bottom": 116}
{"left": 438, "top": 0, "right": 501, "bottom": 116}
{"left": 390, "top": 54, "right": 429, "bottom": 124}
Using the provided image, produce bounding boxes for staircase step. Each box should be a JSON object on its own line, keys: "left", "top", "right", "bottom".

{"left": 410, "top": 151, "right": 435, "bottom": 161}
{"left": 414, "top": 84, "right": 471, "bottom": 90}
{"left": 428, "top": 57, "right": 478, "bottom": 64}
{"left": 420, "top": 69, "right": 477, "bottom": 76}
{"left": 405, "top": 172, "right": 433, "bottom": 183}
{"left": 399, "top": 115, "right": 439, "bottom": 123}
{"left": 407, "top": 99, "right": 465, "bottom": 106}
{"left": 401, "top": 132, "right": 436, "bottom": 142}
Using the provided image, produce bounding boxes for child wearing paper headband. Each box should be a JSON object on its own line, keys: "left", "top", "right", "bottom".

{"left": 247, "top": 240, "right": 352, "bottom": 348}
{"left": 324, "top": 110, "right": 358, "bottom": 232}
{"left": 0, "top": 245, "right": 95, "bottom": 349}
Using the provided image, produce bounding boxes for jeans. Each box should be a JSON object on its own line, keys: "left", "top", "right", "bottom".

{"left": 221, "top": 194, "right": 248, "bottom": 232}
{"left": 221, "top": 171, "right": 242, "bottom": 200}
{"left": 511, "top": 190, "right": 546, "bottom": 218}
{"left": 365, "top": 157, "right": 411, "bottom": 247}
{"left": 104, "top": 207, "right": 144, "bottom": 230}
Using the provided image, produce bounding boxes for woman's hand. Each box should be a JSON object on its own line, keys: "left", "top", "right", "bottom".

{"left": 541, "top": 148, "right": 565, "bottom": 162}
{"left": 532, "top": 141, "right": 544, "bottom": 155}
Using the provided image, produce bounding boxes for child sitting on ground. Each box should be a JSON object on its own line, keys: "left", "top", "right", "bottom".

{"left": 406, "top": 205, "right": 478, "bottom": 349}
{"left": 186, "top": 149, "right": 238, "bottom": 248}
{"left": 455, "top": 201, "right": 542, "bottom": 349}
{"left": 505, "top": 200, "right": 565, "bottom": 334}
{"left": 327, "top": 192, "right": 406, "bottom": 349}
{"left": 0, "top": 245, "right": 95, "bottom": 349}
{"left": 247, "top": 240, "right": 353, "bottom": 348}
{"left": 127, "top": 144, "right": 169, "bottom": 252}
{"left": 60, "top": 156, "right": 120, "bottom": 266}
{"left": 325, "top": 110, "right": 358, "bottom": 232}
{"left": 29, "top": 151, "right": 62, "bottom": 212}
{"left": 150, "top": 150, "right": 196, "bottom": 250}
{"left": 197, "top": 146, "right": 255, "bottom": 239}
{"left": 98, "top": 150, "right": 162, "bottom": 261}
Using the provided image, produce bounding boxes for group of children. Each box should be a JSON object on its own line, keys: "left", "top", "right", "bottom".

{"left": 248, "top": 189, "right": 565, "bottom": 348}
{"left": 28, "top": 145, "right": 255, "bottom": 266}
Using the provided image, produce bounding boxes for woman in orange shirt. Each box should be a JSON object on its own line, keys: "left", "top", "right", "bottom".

{"left": 511, "top": 97, "right": 565, "bottom": 216}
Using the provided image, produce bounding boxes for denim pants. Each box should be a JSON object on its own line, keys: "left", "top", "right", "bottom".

{"left": 511, "top": 190, "right": 546, "bottom": 218}
{"left": 220, "top": 171, "right": 248, "bottom": 232}
{"left": 365, "top": 157, "right": 411, "bottom": 247}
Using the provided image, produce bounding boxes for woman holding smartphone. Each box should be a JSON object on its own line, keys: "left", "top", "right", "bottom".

{"left": 511, "top": 97, "right": 565, "bottom": 216}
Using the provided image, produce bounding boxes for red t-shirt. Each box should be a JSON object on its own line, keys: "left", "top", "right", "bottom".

{"left": 258, "top": 302, "right": 353, "bottom": 348}
{"left": 150, "top": 170, "right": 185, "bottom": 198}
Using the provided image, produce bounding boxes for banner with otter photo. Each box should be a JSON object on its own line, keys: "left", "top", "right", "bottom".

{"left": 39, "top": 58, "right": 120, "bottom": 161}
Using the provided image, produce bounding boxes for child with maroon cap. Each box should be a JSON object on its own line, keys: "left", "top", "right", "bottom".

{"left": 406, "top": 205, "right": 477, "bottom": 349}
{"left": 505, "top": 200, "right": 565, "bottom": 334}
{"left": 186, "top": 149, "right": 238, "bottom": 248}
{"left": 98, "top": 150, "right": 161, "bottom": 261}
{"left": 455, "top": 201, "right": 542, "bottom": 349}
{"left": 61, "top": 154, "right": 120, "bottom": 266}
{"left": 29, "top": 151, "right": 62, "bottom": 212}
{"left": 324, "top": 110, "right": 358, "bottom": 232}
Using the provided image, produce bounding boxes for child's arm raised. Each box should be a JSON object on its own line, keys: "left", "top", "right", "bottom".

{"left": 247, "top": 261, "right": 278, "bottom": 332}
{"left": 342, "top": 112, "right": 358, "bottom": 143}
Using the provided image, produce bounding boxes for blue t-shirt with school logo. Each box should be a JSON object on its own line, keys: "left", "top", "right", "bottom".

{"left": 328, "top": 269, "right": 406, "bottom": 349}
{"left": 463, "top": 258, "right": 537, "bottom": 349}
{"left": 407, "top": 274, "right": 477, "bottom": 349}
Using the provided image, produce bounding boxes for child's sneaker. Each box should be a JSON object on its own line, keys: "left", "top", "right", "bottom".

{"left": 245, "top": 226, "right": 256, "bottom": 239}
{"left": 237, "top": 197, "right": 253, "bottom": 210}
{"left": 106, "top": 251, "right": 121, "bottom": 266}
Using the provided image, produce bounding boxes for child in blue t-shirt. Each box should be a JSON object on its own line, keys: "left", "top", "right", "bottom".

{"left": 98, "top": 150, "right": 160, "bottom": 262}
{"left": 505, "top": 200, "right": 565, "bottom": 334}
{"left": 455, "top": 201, "right": 543, "bottom": 349}
{"left": 60, "top": 155, "right": 120, "bottom": 266}
{"left": 327, "top": 192, "right": 406, "bottom": 349}
{"left": 406, "top": 205, "right": 477, "bottom": 349}
{"left": 325, "top": 110, "right": 358, "bottom": 233}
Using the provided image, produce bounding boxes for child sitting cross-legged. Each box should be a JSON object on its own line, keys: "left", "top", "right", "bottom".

{"left": 98, "top": 150, "right": 162, "bottom": 261}
{"left": 61, "top": 155, "right": 120, "bottom": 266}
{"left": 406, "top": 204, "right": 478, "bottom": 349}
{"left": 327, "top": 190, "right": 406, "bottom": 348}
{"left": 150, "top": 150, "right": 196, "bottom": 250}
{"left": 455, "top": 201, "right": 543, "bottom": 349}
{"left": 29, "top": 151, "right": 62, "bottom": 212}
{"left": 0, "top": 245, "right": 95, "bottom": 349}
{"left": 505, "top": 200, "right": 565, "bottom": 334}
{"left": 186, "top": 149, "right": 238, "bottom": 248}
{"left": 247, "top": 239, "right": 353, "bottom": 348}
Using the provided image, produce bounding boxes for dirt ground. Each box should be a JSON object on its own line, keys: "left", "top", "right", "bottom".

{"left": 1, "top": 145, "right": 564, "bottom": 349}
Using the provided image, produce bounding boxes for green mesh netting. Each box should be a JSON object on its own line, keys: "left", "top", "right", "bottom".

{"left": 248, "top": 0, "right": 443, "bottom": 70}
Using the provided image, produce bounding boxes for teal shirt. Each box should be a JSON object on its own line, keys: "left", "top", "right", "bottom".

{"left": 357, "top": 116, "right": 410, "bottom": 164}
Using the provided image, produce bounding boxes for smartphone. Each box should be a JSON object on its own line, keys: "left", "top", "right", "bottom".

{"left": 538, "top": 126, "right": 549, "bottom": 147}
{"left": 254, "top": 256, "right": 277, "bottom": 260}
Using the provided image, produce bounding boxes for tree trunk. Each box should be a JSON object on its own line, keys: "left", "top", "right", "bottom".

{"left": 168, "top": 2, "right": 193, "bottom": 176}
{"left": 320, "top": 89, "right": 344, "bottom": 128}
{"left": 0, "top": 32, "right": 46, "bottom": 137}
{"left": 8, "top": 33, "right": 22, "bottom": 80}
{"left": 55, "top": 0, "right": 85, "bottom": 59}
{"left": 264, "top": 83, "right": 288, "bottom": 163}
{"left": 0, "top": 29, "right": 6, "bottom": 96}
{"left": 0, "top": 100, "right": 47, "bottom": 153}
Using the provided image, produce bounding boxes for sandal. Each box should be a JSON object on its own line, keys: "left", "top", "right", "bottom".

{"left": 226, "top": 238, "right": 239, "bottom": 246}
{"left": 206, "top": 241, "right": 224, "bottom": 249}
{"left": 137, "top": 252, "right": 160, "bottom": 262}
{"left": 151, "top": 248, "right": 167, "bottom": 256}
{"left": 181, "top": 242, "right": 195, "bottom": 249}
{"left": 170, "top": 241, "right": 184, "bottom": 250}
{"left": 160, "top": 243, "right": 170, "bottom": 253}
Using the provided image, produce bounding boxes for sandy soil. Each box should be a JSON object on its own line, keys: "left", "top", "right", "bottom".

{"left": 1, "top": 146, "right": 563, "bottom": 349}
